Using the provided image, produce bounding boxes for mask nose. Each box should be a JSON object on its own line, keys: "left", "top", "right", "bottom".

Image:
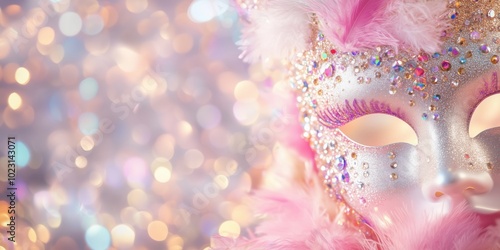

{"left": 422, "top": 170, "right": 493, "bottom": 202}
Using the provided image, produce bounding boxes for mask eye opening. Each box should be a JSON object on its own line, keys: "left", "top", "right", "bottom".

{"left": 338, "top": 113, "right": 418, "bottom": 147}
{"left": 469, "top": 93, "right": 500, "bottom": 138}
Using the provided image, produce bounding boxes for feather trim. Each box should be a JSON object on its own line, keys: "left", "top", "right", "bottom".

{"left": 238, "top": 0, "right": 312, "bottom": 62}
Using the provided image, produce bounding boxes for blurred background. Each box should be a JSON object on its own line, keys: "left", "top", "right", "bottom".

{"left": 0, "top": 0, "right": 288, "bottom": 249}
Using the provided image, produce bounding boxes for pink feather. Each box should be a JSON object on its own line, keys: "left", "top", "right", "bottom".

{"left": 238, "top": 0, "right": 312, "bottom": 62}
{"left": 308, "top": 0, "right": 398, "bottom": 51}
{"left": 385, "top": 0, "right": 449, "bottom": 52}
{"left": 211, "top": 181, "right": 373, "bottom": 249}
{"left": 370, "top": 202, "right": 498, "bottom": 249}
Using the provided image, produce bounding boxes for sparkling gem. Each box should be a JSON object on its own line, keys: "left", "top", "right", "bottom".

{"left": 433, "top": 94, "right": 441, "bottom": 101}
{"left": 488, "top": 10, "right": 496, "bottom": 18}
{"left": 375, "top": 72, "right": 381, "bottom": 78}
{"left": 341, "top": 171, "right": 350, "bottom": 183}
{"left": 417, "top": 53, "right": 430, "bottom": 62}
{"left": 470, "top": 31, "right": 481, "bottom": 40}
{"left": 480, "top": 44, "right": 491, "bottom": 53}
{"left": 351, "top": 152, "right": 357, "bottom": 159}
{"left": 362, "top": 162, "right": 369, "bottom": 169}
{"left": 388, "top": 152, "right": 396, "bottom": 159}
{"left": 440, "top": 61, "right": 451, "bottom": 71}
{"left": 429, "top": 105, "right": 437, "bottom": 111}
{"left": 318, "top": 89, "right": 323, "bottom": 95}
{"left": 464, "top": 154, "right": 470, "bottom": 159}
{"left": 449, "top": 47, "right": 460, "bottom": 57}
{"left": 358, "top": 182, "right": 364, "bottom": 189}
{"left": 392, "top": 61, "right": 404, "bottom": 72}
{"left": 390, "top": 162, "right": 398, "bottom": 169}
{"left": 312, "top": 61, "right": 318, "bottom": 68}
{"left": 413, "top": 77, "right": 427, "bottom": 91}
{"left": 421, "top": 92, "right": 429, "bottom": 99}
{"left": 487, "top": 162, "right": 493, "bottom": 170}
{"left": 465, "top": 51, "right": 473, "bottom": 58}
{"left": 433, "top": 113, "right": 440, "bottom": 120}
{"left": 390, "top": 75, "right": 402, "bottom": 87}
{"left": 330, "top": 49, "right": 337, "bottom": 54}
{"left": 451, "top": 80, "right": 459, "bottom": 87}
{"left": 318, "top": 33, "right": 325, "bottom": 41}
{"left": 357, "top": 77, "right": 364, "bottom": 83}
{"left": 390, "top": 173, "right": 398, "bottom": 180}
{"left": 389, "top": 87, "right": 397, "bottom": 95}
{"left": 459, "top": 57, "right": 467, "bottom": 64}
{"left": 457, "top": 67, "right": 465, "bottom": 75}
{"left": 430, "top": 76, "right": 438, "bottom": 84}
{"left": 321, "top": 52, "right": 328, "bottom": 60}
{"left": 385, "top": 49, "right": 395, "bottom": 58}
{"left": 354, "top": 66, "right": 360, "bottom": 73}
{"left": 431, "top": 66, "right": 439, "bottom": 73}
{"left": 359, "top": 197, "right": 366, "bottom": 204}
{"left": 433, "top": 52, "right": 440, "bottom": 58}
{"left": 324, "top": 64, "right": 335, "bottom": 77}
{"left": 336, "top": 156, "right": 346, "bottom": 170}
{"left": 335, "top": 75, "right": 342, "bottom": 83}
{"left": 370, "top": 55, "right": 382, "bottom": 66}
{"left": 422, "top": 113, "right": 428, "bottom": 120}
{"left": 414, "top": 66, "right": 425, "bottom": 76}
{"left": 409, "top": 100, "right": 415, "bottom": 107}
{"left": 407, "top": 87, "right": 414, "bottom": 96}
{"left": 457, "top": 37, "right": 466, "bottom": 45}
{"left": 363, "top": 171, "right": 369, "bottom": 177}
{"left": 492, "top": 55, "right": 499, "bottom": 64}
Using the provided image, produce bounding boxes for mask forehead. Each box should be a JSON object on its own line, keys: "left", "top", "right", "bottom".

{"left": 293, "top": 1, "right": 500, "bottom": 218}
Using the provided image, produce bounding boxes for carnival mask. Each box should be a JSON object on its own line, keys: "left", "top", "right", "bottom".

{"left": 238, "top": 0, "right": 500, "bottom": 230}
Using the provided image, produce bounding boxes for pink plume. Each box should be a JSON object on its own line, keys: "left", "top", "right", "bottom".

{"left": 238, "top": 0, "right": 312, "bottom": 62}
{"left": 211, "top": 181, "right": 373, "bottom": 249}
{"left": 371, "top": 202, "right": 496, "bottom": 250}
{"left": 307, "top": 0, "right": 449, "bottom": 52}
{"left": 309, "top": 0, "right": 398, "bottom": 51}
{"left": 386, "top": 0, "right": 449, "bottom": 53}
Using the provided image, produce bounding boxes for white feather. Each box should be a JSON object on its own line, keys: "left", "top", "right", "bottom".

{"left": 238, "top": 0, "right": 311, "bottom": 63}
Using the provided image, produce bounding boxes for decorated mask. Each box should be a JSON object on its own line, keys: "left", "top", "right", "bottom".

{"left": 218, "top": 0, "right": 500, "bottom": 248}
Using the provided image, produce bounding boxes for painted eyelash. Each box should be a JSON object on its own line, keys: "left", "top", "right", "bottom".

{"left": 477, "top": 72, "right": 499, "bottom": 100}
{"left": 317, "top": 99, "right": 405, "bottom": 129}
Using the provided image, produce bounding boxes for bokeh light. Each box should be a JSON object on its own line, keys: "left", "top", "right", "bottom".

{"left": 0, "top": 0, "right": 274, "bottom": 249}
{"left": 8, "top": 92, "right": 22, "bottom": 110}
{"left": 85, "top": 225, "right": 111, "bottom": 250}
{"left": 15, "top": 67, "right": 30, "bottom": 85}
{"left": 59, "top": 12, "right": 83, "bottom": 36}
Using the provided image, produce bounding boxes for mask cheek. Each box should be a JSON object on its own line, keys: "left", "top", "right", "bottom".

{"left": 466, "top": 128, "right": 500, "bottom": 214}
{"left": 322, "top": 141, "right": 422, "bottom": 216}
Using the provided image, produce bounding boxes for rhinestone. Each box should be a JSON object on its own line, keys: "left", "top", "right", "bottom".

{"left": 362, "top": 162, "right": 369, "bottom": 169}
{"left": 491, "top": 55, "right": 499, "bottom": 64}
{"left": 388, "top": 152, "right": 396, "bottom": 159}
{"left": 440, "top": 61, "right": 451, "bottom": 71}
{"left": 336, "top": 156, "right": 346, "bottom": 170}
{"left": 390, "top": 173, "right": 398, "bottom": 180}
{"left": 480, "top": 44, "right": 491, "bottom": 53}
{"left": 487, "top": 162, "right": 493, "bottom": 170}
{"left": 390, "top": 162, "right": 398, "bottom": 169}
